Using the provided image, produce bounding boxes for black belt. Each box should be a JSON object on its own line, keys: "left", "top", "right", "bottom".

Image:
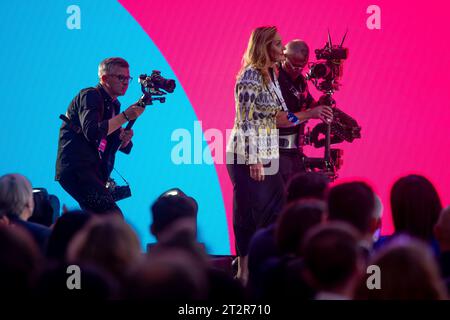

{"left": 279, "top": 133, "right": 299, "bottom": 149}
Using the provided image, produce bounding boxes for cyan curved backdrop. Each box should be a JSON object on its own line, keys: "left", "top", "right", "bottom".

{"left": 0, "top": 0, "right": 229, "bottom": 254}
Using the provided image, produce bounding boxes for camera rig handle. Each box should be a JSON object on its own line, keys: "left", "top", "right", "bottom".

{"left": 124, "top": 84, "right": 169, "bottom": 131}
{"left": 320, "top": 93, "right": 336, "bottom": 179}
{"left": 302, "top": 31, "right": 357, "bottom": 181}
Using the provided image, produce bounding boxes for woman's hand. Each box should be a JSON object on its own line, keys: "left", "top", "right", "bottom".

{"left": 249, "top": 163, "right": 265, "bottom": 181}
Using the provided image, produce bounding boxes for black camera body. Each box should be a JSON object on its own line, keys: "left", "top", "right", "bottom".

{"left": 106, "top": 178, "right": 131, "bottom": 202}
{"left": 136, "top": 70, "right": 176, "bottom": 106}
{"left": 315, "top": 46, "right": 348, "bottom": 60}
{"left": 139, "top": 70, "right": 176, "bottom": 94}
{"left": 29, "top": 188, "right": 60, "bottom": 226}
{"left": 307, "top": 41, "right": 348, "bottom": 92}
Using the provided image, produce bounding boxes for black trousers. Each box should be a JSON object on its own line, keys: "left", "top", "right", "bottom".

{"left": 58, "top": 166, "right": 122, "bottom": 215}
{"left": 227, "top": 157, "right": 285, "bottom": 257}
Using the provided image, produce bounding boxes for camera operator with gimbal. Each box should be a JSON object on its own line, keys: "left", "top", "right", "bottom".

{"left": 275, "top": 40, "right": 333, "bottom": 185}
{"left": 55, "top": 57, "right": 145, "bottom": 215}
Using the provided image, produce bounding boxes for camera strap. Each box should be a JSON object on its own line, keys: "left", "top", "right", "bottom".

{"left": 112, "top": 167, "right": 130, "bottom": 186}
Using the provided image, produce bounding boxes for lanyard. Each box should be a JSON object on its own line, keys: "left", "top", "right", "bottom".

{"left": 268, "top": 71, "right": 288, "bottom": 111}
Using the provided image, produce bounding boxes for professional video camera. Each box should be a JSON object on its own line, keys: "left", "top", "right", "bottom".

{"left": 107, "top": 70, "right": 176, "bottom": 201}
{"left": 136, "top": 70, "right": 176, "bottom": 106}
{"left": 307, "top": 36, "right": 347, "bottom": 92}
{"left": 303, "top": 31, "right": 361, "bottom": 181}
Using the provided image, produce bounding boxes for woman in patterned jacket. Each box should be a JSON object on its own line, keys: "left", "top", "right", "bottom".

{"left": 226, "top": 26, "right": 287, "bottom": 284}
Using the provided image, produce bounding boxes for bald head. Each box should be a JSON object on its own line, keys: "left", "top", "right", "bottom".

{"left": 285, "top": 39, "right": 309, "bottom": 57}
{"left": 283, "top": 40, "right": 310, "bottom": 78}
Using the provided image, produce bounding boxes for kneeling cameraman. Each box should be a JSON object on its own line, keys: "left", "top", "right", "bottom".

{"left": 55, "top": 57, "right": 145, "bottom": 215}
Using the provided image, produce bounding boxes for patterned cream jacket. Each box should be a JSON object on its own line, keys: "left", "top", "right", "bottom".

{"left": 227, "top": 66, "right": 282, "bottom": 164}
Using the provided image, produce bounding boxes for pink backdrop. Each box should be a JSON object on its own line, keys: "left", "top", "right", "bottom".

{"left": 120, "top": 0, "right": 450, "bottom": 253}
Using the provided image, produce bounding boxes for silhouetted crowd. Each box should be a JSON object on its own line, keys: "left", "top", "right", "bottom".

{"left": 0, "top": 172, "right": 449, "bottom": 301}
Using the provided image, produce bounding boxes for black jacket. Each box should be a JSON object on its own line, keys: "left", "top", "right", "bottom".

{"left": 10, "top": 216, "right": 51, "bottom": 254}
{"left": 277, "top": 66, "right": 315, "bottom": 136}
{"left": 55, "top": 84, "right": 132, "bottom": 181}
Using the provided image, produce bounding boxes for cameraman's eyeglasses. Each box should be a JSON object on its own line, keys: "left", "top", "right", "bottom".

{"left": 286, "top": 59, "right": 304, "bottom": 72}
{"left": 110, "top": 74, "right": 133, "bottom": 83}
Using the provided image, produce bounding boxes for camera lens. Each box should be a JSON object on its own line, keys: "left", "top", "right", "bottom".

{"left": 162, "top": 79, "right": 176, "bottom": 93}
{"left": 310, "top": 63, "right": 329, "bottom": 78}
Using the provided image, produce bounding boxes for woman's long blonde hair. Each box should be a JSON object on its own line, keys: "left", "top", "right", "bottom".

{"left": 238, "top": 26, "right": 278, "bottom": 84}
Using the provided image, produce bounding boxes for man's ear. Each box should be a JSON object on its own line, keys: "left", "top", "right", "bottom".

{"left": 25, "top": 197, "right": 34, "bottom": 215}
{"left": 100, "top": 74, "right": 108, "bottom": 83}
{"left": 370, "top": 217, "right": 381, "bottom": 234}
